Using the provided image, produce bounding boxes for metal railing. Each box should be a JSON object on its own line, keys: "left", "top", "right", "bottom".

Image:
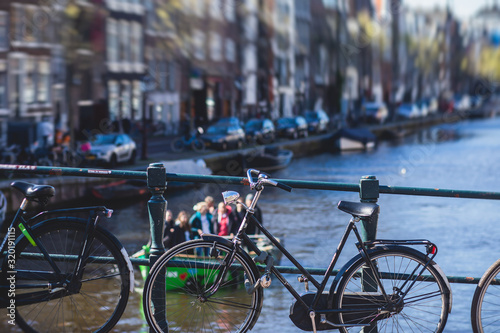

{"left": 2, "top": 162, "right": 499, "bottom": 287}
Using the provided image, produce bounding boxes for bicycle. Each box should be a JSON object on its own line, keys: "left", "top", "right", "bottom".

{"left": 171, "top": 127, "right": 205, "bottom": 153}
{"left": 471, "top": 258, "right": 500, "bottom": 332}
{"left": 142, "top": 168, "right": 452, "bottom": 332}
{"left": 0, "top": 181, "right": 133, "bottom": 332}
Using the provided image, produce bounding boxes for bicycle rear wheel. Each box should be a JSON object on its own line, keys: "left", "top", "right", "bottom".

{"left": 471, "top": 258, "right": 500, "bottom": 333}
{"left": 7, "top": 217, "right": 131, "bottom": 333}
{"left": 334, "top": 247, "right": 451, "bottom": 333}
{"left": 191, "top": 138, "right": 205, "bottom": 152}
{"left": 143, "top": 239, "right": 263, "bottom": 333}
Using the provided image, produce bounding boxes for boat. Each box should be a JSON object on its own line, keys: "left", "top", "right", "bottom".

{"left": 333, "top": 128, "right": 377, "bottom": 151}
{"left": 91, "top": 179, "right": 148, "bottom": 200}
{"left": 132, "top": 235, "right": 283, "bottom": 287}
{"left": 241, "top": 147, "right": 293, "bottom": 172}
{"left": 91, "top": 159, "right": 212, "bottom": 200}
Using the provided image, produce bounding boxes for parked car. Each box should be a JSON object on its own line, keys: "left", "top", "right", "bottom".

{"left": 244, "top": 118, "right": 276, "bottom": 144}
{"left": 83, "top": 133, "right": 137, "bottom": 167}
{"left": 275, "top": 116, "right": 308, "bottom": 139}
{"left": 215, "top": 117, "right": 244, "bottom": 127}
{"left": 361, "top": 102, "right": 388, "bottom": 124}
{"left": 201, "top": 123, "right": 245, "bottom": 150}
{"left": 305, "top": 110, "right": 329, "bottom": 134}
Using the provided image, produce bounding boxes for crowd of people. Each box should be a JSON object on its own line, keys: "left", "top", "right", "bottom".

{"left": 162, "top": 194, "right": 263, "bottom": 250}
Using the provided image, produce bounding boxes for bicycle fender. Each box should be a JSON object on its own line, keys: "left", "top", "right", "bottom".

{"left": 327, "top": 245, "right": 452, "bottom": 313}
{"left": 201, "top": 234, "right": 234, "bottom": 248}
{"left": 30, "top": 218, "right": 135, "bottom": 293}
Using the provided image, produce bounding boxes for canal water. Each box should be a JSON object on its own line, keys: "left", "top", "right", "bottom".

{"left": 3, "top": 116, "right": 500, "bottom": 332}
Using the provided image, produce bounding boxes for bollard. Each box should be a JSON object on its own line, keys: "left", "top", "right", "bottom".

{"left": 359, "top": 175, "right": 380, "bottom": 333}
{"left": 147, "top": 162, "right": 168, "bottom": 332}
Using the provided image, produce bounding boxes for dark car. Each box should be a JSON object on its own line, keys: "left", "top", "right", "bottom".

{"left": 275, "top": 116, "right": 308, "bottom": 139}
{"left": 305, "top": 110, "right": 329, "bottom": 134}
{"left": 201, "top": 123, "right": 245, "bottom": 151}
{"left": 244, "top": 118, "right": 276, "bottom": 144}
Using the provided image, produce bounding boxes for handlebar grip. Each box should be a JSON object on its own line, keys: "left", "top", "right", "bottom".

{"left": 276, "top": 182, "right": 292, "bottom": 192}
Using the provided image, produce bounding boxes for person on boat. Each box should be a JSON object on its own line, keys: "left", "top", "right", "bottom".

{"left": 213, "top": 202, "right": 238, "bottom": 237}
{"left": 167, "top": 211, "right": 192, "bottom": 248}
{"left": 204, "top": 195, "right": 216, "bottom": 214}
{"left": 245, "top": 193, "right": 262, "bottom": 235}
{"left": 190, "top": 202, "right": 214, "bottom": 239}
{"left": 162, "top": 210, "right": 175, "bottom": 248}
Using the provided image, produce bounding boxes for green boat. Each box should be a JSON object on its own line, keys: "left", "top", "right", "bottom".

{"left": 133, "top": 235, "right": 282, "bottom": 291}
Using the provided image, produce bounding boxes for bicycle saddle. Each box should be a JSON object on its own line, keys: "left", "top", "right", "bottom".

{"left": 11, "top": 181, "right": 55, "bottom": 200}
{"left": 337, "top": 201, "right": 379, "bottom": 218}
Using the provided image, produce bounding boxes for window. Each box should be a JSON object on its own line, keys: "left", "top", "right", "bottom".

{"left": 108, "top": 80, "right": 119, "bottom": 121}
{"left": 121, "top": 81, "right": 131, "bottom": 119}
{"left": 0, "top": 60, "right": 7, "bottom": 108}
{"left": 224, "top": 0, "right": 235, "bottom": 21}
{"left": 37, "top": 59, "right": 51, "bottom": 103}
{"left": 193, "top": 0, "right": 205, "bottom": 17}
{"left": 107, "top": 18, "right": 118, "bottom": 62}
{"left": 211, "top": 33, "right": 222, "bottom": 61}
{"left": 209, "top": 0, "right": 222, "bottom": 19}
{"left": 168, "top": 61, "right": 176, "bottom": 91}
{"left": 0, "top": 12, "right": 8, "bottom": 50}
{"left": 130, "top": 22, "right": 142, "bottom": 63}
{"left": 25, "top": 58, "right": 36, "bottom": 104}
{"left": 119, "top": 20, "right": 131, "bottom": 62}
{"left": 225, "top": 38, "right": 235, "bottom": 62}
{"left": 8, "top": 57, "right": 22, "bottom": 108}
{"left": 193, "top": 29, "right": 205, "bottom": 60}
{"left": 132, "top": 80, "right": 142, "bottom": 120}
{"left": 159, "top": 60, "right": 167, "bottom": 91}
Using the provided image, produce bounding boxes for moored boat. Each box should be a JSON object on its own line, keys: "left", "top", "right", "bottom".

{"left": 242, "top": 147, "right": 293, "bottom": 172}
{"left": 133, "top": 235, "right": 283, "bottom": 288}
{"left": 333, "top": 128, "right": 377, "bottom": 151}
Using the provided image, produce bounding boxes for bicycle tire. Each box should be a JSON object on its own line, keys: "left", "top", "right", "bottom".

{"left": 6, "top": 217, "right": 131, "bottom": 333}
{"left": 191, "top": 139, "right": 205, "bottom": 152}
{"left": 334, "top": 247, "right": 451, "bottom": 333}
{"left": 143, "top": 239, "right": 263, "bottom": 333}
{"left": 171, "top": 138, "right": 185, "bottom": 152}
{"left": 471, "top": 258, "right": 500, "bottom": 333}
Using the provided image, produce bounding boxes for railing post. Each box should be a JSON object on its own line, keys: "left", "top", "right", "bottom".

{"left": 359, "top": 175, "right": 379, "bottom": 333}
{"left": 147, "top": 162, "right": 167, "bottom": 331}
{"left": 359, "top": 175, "right": 379, "bottom": 241}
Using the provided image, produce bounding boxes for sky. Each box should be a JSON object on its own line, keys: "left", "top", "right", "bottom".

{"left": 404, "top": 0, "right": 492, "bottom": 19}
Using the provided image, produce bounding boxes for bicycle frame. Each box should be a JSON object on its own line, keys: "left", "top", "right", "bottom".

{"left": 213, "top": 188, "right": 439, "bottom": 322}
{"left": 0, "top": 204, "right": 113, "bottom": 307}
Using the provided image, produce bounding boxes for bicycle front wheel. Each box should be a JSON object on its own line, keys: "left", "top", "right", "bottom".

{"left": 143, "top": 239, "right": 263, "bottom": 333}
{"left": 8, "top": 217, "right": 131, "bottom": 333}
{"left": 334, "top": 247, "right": 451, "bottom": 333}
{"left": 471, "top": 258, "right": 500, "bottom": 333}
{"left": 171, "top": 138, "right": 185, "bottom": 152}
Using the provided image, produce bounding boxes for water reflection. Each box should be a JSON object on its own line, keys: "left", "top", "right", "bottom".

{"left": 2, "top": 118, "right": 500, "bottom": 332}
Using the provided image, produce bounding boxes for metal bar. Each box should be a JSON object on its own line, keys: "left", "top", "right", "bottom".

{"left": 2, "top": 165, "right": 500, "bottom": 200}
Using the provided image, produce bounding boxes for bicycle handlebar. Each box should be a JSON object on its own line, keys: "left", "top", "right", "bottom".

{"left": 246, "top": 168, "right": 292, "bottom": 192}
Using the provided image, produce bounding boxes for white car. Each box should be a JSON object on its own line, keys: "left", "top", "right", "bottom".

{"left": 84, "top": 133, "right": 137, "bottom": 167}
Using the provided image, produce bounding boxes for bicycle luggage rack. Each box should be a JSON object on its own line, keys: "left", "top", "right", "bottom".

{"left": 1, "top": 164, "right": 499, "bottom": 284}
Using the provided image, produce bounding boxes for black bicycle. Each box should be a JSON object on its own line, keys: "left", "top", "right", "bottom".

{"left": 0, "top": 181, "right": 132, "bottom": 332}
{"left": 143, "top": 169, "right": 452, "bottom": 332}
{"left": 471, "top": 258, "right": 500, "bottom": 332}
